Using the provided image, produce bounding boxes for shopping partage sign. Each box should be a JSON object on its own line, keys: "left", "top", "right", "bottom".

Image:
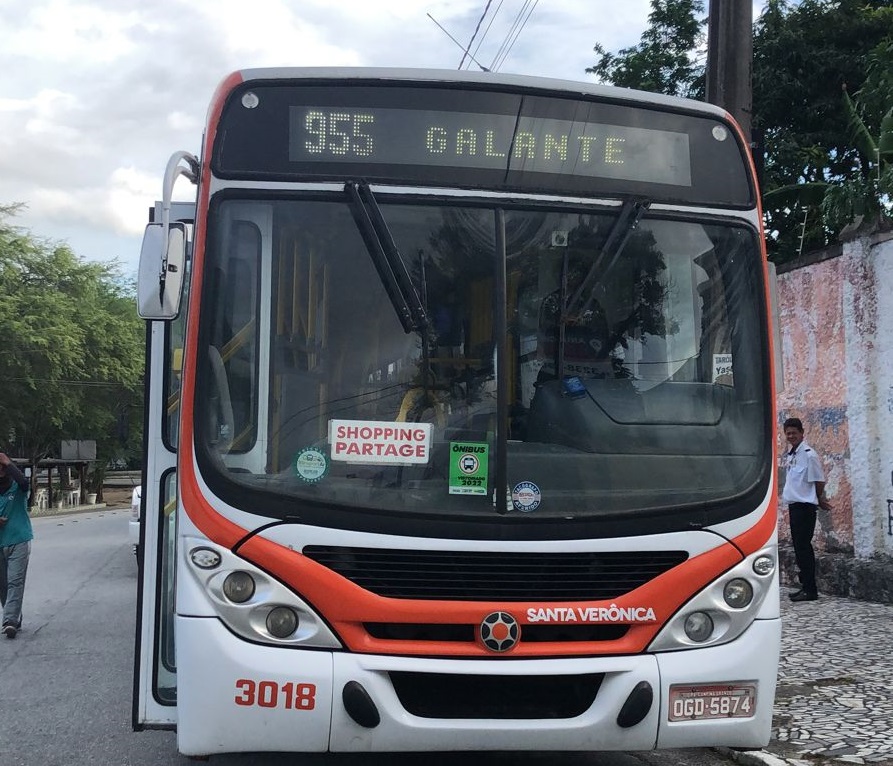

{"left": 329, "top": 419, "right": 432, "bottom": 465}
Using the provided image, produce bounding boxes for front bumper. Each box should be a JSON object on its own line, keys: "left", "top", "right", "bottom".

{"left": 174, "top": 614, "right": 779, "bottom": 756}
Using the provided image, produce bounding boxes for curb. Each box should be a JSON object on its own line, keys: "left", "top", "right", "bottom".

{"left": 718, "top": 747, "right": 799, "bottom": 766}
{"left": 31, "top": 503, "right": 129, "bottom": 519}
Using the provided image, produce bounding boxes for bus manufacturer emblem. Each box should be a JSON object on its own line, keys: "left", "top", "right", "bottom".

{"left": 479, "top": 611, "right": 520, "bottom": 652}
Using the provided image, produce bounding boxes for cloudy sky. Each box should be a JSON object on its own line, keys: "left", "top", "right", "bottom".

{"left": 0, "top": 0, "right": 748, "bottom": 276}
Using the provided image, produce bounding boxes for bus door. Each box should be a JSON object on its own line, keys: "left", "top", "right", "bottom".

{"left": 133, "top": 201, "right": 193, "bottom": 729}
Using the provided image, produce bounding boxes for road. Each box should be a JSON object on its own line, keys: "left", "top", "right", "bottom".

{"left": 0, "top": 510, "right": 742, "bottom": 766}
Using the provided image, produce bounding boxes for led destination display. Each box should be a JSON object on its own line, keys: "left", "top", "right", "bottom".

{"left": 289, "top": 107, "right": 692, "bottom": 187}
{"left": 214, "top": 83, "right": 752, "bottom": 206}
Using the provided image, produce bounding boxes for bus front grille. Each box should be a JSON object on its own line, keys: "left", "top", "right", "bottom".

{"left": 302, "top": 547, "right": 687, "bottom": 601}
{"left": 364, "top": 622, "right": 628, "bottom": 643}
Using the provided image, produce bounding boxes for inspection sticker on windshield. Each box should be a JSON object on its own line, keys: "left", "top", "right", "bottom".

{"left": 294, "top": 447, "right": 328, "bottom": 483}
{"left": 511, "top": 481, "right": 541, "bottom": 512}
{"left": 329, "top": 419, "right": 432, "bottom": 465}
{"left": 449, "top": 442, "right": 489, "bottom": 495}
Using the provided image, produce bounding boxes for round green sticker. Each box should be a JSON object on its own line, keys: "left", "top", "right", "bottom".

{"left": 295, "top": 447, "right": 328, "bottom": 483}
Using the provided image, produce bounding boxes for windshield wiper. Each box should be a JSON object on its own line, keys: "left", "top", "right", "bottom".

{"left": 558, "top": 197, "right": 650, "bottom": 379}
{"left": 564, "top": 197, "right": 650, "bottom": 317}
{"left": 345, "top": 182, "right": 429, "bottom": 334}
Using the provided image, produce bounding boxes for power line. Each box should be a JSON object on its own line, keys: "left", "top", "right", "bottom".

{"left": 469, "top": 0, "right": 505, "bottom": 69}
{"left": 489, "top": 0, "right": 540, "bottom": 72}
{"left": 487, "top": 0, "right": 531, "bottom": 70}
{"left": 459, "top": 0, "right": 495, "bottom": 70}
{"left": 427, "top": 13, "right": 491, "bottom": 71}
{"left": 495, "top": 0, "right": 540, "bottom": 72}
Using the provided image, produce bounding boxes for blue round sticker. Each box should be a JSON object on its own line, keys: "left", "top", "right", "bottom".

{"left": 511, "top": 481, "right": 541, "bottom": 512}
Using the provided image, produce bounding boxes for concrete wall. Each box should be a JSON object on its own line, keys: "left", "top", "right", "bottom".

{"left": 776, "top": 233, "right": 893, "bottom": 602}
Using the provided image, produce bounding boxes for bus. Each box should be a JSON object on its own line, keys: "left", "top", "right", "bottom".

{"left": 133, "top": 67, "right": 780, "bottom": 757}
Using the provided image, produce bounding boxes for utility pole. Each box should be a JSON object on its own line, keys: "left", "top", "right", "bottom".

{"left": 706, "top": 0, "right": 753, "bottom": 142}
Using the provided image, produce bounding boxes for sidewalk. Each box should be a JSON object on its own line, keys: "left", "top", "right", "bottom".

{"left": 728, "top": 587, "right": 893, "bottom": 766}
{"left": 29, "top": 481, "right": 134, "bottom": 517}
{"left": 30, "top": 500, "right": 109, "bottom": 517}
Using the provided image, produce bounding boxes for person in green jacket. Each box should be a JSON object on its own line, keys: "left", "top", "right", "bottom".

{"left": 0, "top": 452, "right": 32, "bottom": 639}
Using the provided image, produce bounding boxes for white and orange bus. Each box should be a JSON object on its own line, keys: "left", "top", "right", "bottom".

{"left": 133, "top": 68, "right": 780, "bottom": 758}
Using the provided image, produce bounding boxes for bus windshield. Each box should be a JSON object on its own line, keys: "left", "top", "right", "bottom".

{"left": 195, "top": 193, "right": 769, "bottom": 527}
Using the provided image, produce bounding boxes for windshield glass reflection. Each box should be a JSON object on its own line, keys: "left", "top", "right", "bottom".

{"left": 196, "top": 197, "right": 767, "bottom": 522}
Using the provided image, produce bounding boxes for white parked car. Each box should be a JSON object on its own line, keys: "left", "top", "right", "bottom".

{"left": 130, "top": 485, "right": 141, "bottom": 555}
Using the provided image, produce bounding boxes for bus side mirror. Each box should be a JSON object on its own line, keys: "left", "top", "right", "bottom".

{"left": 138, "top": 222, "right": 187, "bottom": 320}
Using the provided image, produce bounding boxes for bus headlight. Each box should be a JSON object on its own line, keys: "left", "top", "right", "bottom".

{"left": 648, "top": 546, "right": 777, "bottom": 652}
{"left": 266, "top": 607, "right": 299, "bottom": 638}
{"left": 184, "top": 538, "right": 342, "bottom": 649}
{"left": 223, "top": 571, "right": 256, "bottom": 603}
{"left": 683, "top": 612, "right": 714, "bottom": 642}
{"left": 723, "top": 578, "right": 754, "bottom": 608}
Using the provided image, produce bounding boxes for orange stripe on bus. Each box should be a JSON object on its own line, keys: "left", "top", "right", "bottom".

{"left": 236, "top": 533, "right": 742, "bottom": 657}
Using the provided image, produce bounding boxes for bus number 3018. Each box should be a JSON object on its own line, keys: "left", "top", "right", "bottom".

{"left": 235, "top": 679, "right": 317, "bottom": 710}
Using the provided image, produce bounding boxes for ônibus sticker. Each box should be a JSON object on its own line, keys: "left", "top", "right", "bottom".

{"left": 448, "top": 442, "right": 489, "bottom": 495}
{"left": 294, "top": 447, "right": 328, "bottom": 483}
{"left": 511, "top": 481, "right": 541, "bottom": 512}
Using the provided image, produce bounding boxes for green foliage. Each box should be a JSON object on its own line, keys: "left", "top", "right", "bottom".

{"left": 586, "top": 0, "right": 706, "bottom": 99}
{"left": 586, "top": 0, "right": 893, "bottom": 263}
{"left": 753, "top": 0, "right": 893, "bottom": 261}
{"left": 819, "top": 87, "right": 893, "bottom": 234}
{"left": 860, "top": 38, "right": 893, "bottom": 131}
{"left": 764, "top": 85, "right": 893, "bottom": 247}
{"left": 0, "top": 206, "right": 144, "bottom": 479}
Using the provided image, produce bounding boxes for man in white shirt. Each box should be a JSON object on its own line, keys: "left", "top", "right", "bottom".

{"left": 781, "top": 417, "right": 831, "bottom": 602}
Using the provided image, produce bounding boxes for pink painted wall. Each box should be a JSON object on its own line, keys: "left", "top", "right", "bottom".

{"left": 777, "top": 234, "right": 893, "bottom": 560}
{"left": 777, "top": 256, "right": 853, "bottom": 553}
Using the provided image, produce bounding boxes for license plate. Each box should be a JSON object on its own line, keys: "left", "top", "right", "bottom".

{"left": 668, "top": 683, "right": 756, "bottom": 721}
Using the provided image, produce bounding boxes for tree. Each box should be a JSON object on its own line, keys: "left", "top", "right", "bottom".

{"left": 753, "top": 0, "right": 893, "bottom": 261}
{"left": 586, "top": 0, "right": 706, "bottom": 99}
{"left": 0, "top": 205, "right": 144, "bottom": 500}
{"left": 586, "top": 0, "right": 893, "bottom": 263}
{"left": 821, "top": 87, "right": 893, "bottom": 234}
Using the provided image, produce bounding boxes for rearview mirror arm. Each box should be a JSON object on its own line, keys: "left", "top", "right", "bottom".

{"left": 159, "top": 151, "right": 199, "bottom": 307}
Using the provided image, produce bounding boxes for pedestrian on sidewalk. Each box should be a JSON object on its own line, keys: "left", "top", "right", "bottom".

{"left": 0, "top": 452, "right": 33, "bottom": 638}
{"left": 781, "top": 417, "right": 830, "bottom": 602}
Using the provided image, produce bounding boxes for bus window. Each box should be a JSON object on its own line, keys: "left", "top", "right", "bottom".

{"left": 205, "top": 217, "right": 260, "bottom": 454}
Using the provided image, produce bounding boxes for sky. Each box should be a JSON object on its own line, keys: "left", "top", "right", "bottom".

{"left": 0, "top": 0, "right": 757, "bottom": 277}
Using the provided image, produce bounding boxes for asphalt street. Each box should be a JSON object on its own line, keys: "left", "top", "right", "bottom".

{"left": 0, "top": 509, "right": 735, "bottom": 766}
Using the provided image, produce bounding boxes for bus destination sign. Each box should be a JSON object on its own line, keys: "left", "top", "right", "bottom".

{"left": 215, "top": 83, "right": 751, "bottom": 205}
{"left": 289, "top": 107, "right": 692, "bottom": 188}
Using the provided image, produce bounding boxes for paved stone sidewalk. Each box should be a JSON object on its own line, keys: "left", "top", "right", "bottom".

{"left": 732, "top": 588, "right": 893, "bottom": 766}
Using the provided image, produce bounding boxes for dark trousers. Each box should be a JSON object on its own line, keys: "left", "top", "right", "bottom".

{"left": 788, "top": 502, "right": 818, "bottom": 594}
